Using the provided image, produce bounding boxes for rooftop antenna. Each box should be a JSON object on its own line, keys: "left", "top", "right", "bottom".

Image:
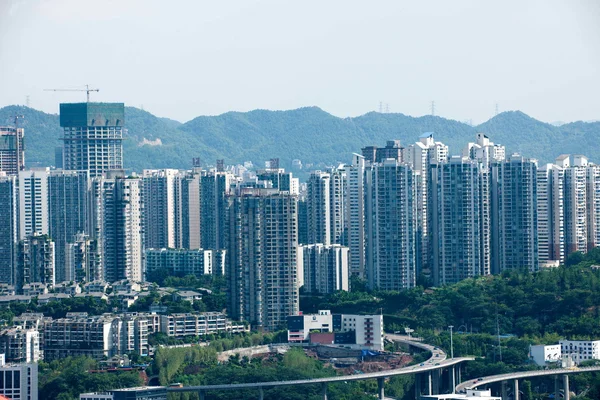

{"left": 44, "top": 84, "right": 100, "bottom": 102}
{"left": 431, "top": 101, "right": 435, "bottom": 116}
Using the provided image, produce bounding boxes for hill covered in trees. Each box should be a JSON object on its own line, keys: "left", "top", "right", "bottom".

{"left": 1, "top": 105, "right": 599, "bottom": 173}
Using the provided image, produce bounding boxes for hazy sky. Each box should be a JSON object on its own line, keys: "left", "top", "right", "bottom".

{"left": 1, "top": 0, "right": 599, "bottom": 124}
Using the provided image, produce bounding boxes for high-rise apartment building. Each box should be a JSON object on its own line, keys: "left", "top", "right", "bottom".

{"left": 345, "top": 154, "right": 367, "bottom": 278}
{"left": 491, "top": 155, "right": 539, "bottom": 273}
{"left": 18, "top": 168, "right": 49, "bottom": 239}
{"left": 226, "top": 188, "right": 299, "bottom": 331}
{"left": 586, "top": 163, "right": 600, "bottom": 250}
{"left": 549, "top": 154, "right": 600, "bottom": 258}
{"left": 558, "top": 155, "right": 589, "bottom": 254}
{"left": 0, "top": 174, "right": 18, "bottom": 285}
{"left": 17, "top": 233, "right": 55, "bottom": 291}
{"left": 0, "top": 126, "right": 24, "bottom": 175}
{"left": 47, "top": 170, "right": 89, "bottom": 283}
{"left": 174, "top": 168, "right": 202, "bottom": 249}
{"left": 101, "top": 174, "right": 143, "bottom": 283}
{"left": 201, "top": 170, "right": 232, "bottom": 250}
{"left": 142, "top": 169, "right": 179, "bottom": 249}
{"left": 306, "top": 171, "right": 331, "bottom": 245}
{"left": 365, "top": 159, "right": 416, "bottom": 290}
{"left": 60, "top": 103, "right": 124, "bottom": 177}
{"left": 537, "top": 163, "right": 565, "bottom": 265}
{"left": 430, "top": 156, "right": 490, "bottom": 285}
{"left": 329, "top": 166, "right": 347, "bottom": 245}
{"left": 402, "top": 133, "right": 448, "bottom": 278}
{"left": 298, "top": 244, "right": 349, "bottom": 294}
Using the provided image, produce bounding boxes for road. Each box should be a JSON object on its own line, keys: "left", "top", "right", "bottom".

{"left": 169, "top": 334, "right": 473, "bottom": 394}
{"left": 455, "top": 365, "right": 600, "bottom": 393}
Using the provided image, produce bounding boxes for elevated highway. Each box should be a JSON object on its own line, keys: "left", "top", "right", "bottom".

{"left": 456, "top": 365, "right": 600, "bottom": 400}
{"left": 169, "top": 334, "right": 474, "bottom": 399}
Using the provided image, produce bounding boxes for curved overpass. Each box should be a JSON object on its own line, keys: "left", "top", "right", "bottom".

{"left": 456, "top": 365, "right": 600, "bottom": 400}
{"left": 169, "top": 335, "right": 473, "bottom": 399}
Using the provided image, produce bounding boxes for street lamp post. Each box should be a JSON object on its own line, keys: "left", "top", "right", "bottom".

{"left": 448, "top": 325, "right": 454, "bottom": 359}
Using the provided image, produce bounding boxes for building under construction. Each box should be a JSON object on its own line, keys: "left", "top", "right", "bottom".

{"left": 60, "top": 103, "right": 124, "bottom": 177}
{"left": 0, "top": 126, "right": 24, "bottom": 175}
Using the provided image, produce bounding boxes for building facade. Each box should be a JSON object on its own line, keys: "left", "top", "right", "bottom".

{"left": 491, "top": 155, "right": 539, "bottom": 273}
{"left": 226, "top": 188, "right": 299, "bottom": 331}
{"left": 47, "top": 169, "right": 89, "bottom": 283}
{"left": 298, "top": 244, "right": 349, "bottom": 294}
{"left": 0, "top": 126, "right": 24, "bottom": 175}
{"left": 365, "top": 159, "right": 416, "bottom": 290}
{"left": 0, "top": 359, "right": 38, "bottom": 400}
{"left": 100, "top": 174, "right": 143, "bottom": 283}
{"left": 18, "top": 169, "right": 49, "bottom": 239}
{"left": 145, "top": 248, "right": 225, "bottom": 278}
{"left": 430, "top": 157, "right": 490, "bottom": 285}
{"left": 17, "top": 234, "right": 55, "bottom": 292}
{"left": 60, "top": 103, "right": 124, "bottom": 178}
{"left": 0, "top": 174, "right": 18, "bottom": 285}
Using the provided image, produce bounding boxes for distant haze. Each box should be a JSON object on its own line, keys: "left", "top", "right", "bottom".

{"left": 1, "top": 0, "right": 599, "bottom": 124}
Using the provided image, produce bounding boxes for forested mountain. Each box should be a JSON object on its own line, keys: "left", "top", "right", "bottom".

{"left": 1, "top": 105, "right": 599, "bottom": 173}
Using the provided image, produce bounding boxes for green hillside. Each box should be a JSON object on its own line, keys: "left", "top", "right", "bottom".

{"left": 1, "top": 105, "right": 599, "bottom": 173}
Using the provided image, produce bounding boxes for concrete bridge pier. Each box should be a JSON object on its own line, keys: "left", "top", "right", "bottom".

{"left": 378, "top": 377, "right": 385, "bottom": 400}
{"left": 198, "top": 390, "right": 205, "bottom": 400}
{"left": 321, "top": 382, "right": 328, "bottom": 400}
{"left": 514, "top": 379, "right": 519, "bottom": 400}
{"left": 563, "top": 374, "right": 570, "bottom": 400}
{"left": 428, "top": 371, "right": 433, "bottom": 395}
{"left": 414, "top": 373, "right": 421, "bottom": 400}
{"left": 501, "top": 380, "right": 507, "bottom": 400}
{"left": 449, "top": 366, "right": 455, "bottom": 393}
{"left": 432, "top": 369, "right": 440, "bottom": 394}
{"left": 258, "top": 386, "right": 264, "bottom": 400}
{"left": 554, "top": 376, "right": 559, "bottom": 400}
{"left": 457, "top": 365, "right": 461, "bottom": 384}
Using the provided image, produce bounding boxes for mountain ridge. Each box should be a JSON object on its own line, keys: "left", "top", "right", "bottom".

{"left": 1, "top": 105, "right": 599, "bottom": 173}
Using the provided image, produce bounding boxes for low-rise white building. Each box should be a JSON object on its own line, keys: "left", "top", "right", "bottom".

{"left": 0, "top": 356, "right": 38, "bottom": 400}
{"left": 421, "top": 389, "right": 500, "bottom": 400}
{"left": 287, "top": 310, "right": 384, "bottom": 350}
{"left": 529, "top": 344, "right": 561, "bottom": 366}
{"left": 560, "top": 340, "right": 600, "bottom": 364}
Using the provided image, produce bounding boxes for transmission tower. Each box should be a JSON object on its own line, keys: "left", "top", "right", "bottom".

{"left": 431, "top": 101, "right": 436, "bottom": 116}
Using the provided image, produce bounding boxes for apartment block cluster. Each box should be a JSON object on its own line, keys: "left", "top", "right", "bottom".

{"left": 529, "top": 339, "right": 600, "bottom": 366}
{"left": 3, "top": 101, "right": 600, "bottom": 332}
{"left": 287, "top": 310, "right": 384, "bottom": 351}
{"left": 0, "top": 310, "right": 246, "bottom": 364}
